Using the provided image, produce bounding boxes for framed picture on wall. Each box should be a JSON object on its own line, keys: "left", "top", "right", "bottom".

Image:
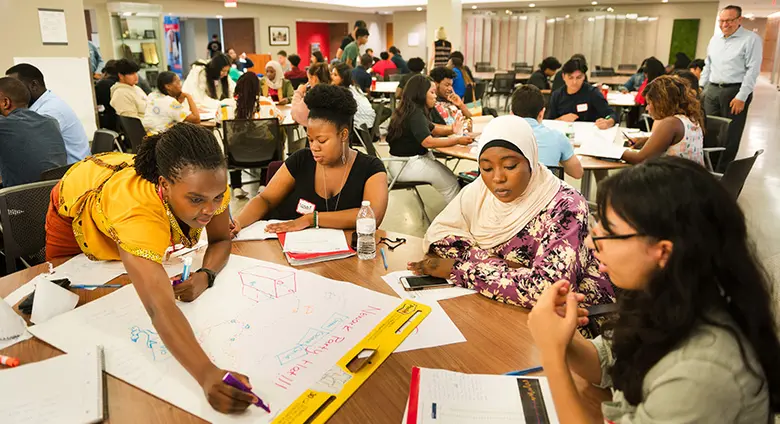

{"left": 269, "top": 26, "right": 290, "bottom": 46}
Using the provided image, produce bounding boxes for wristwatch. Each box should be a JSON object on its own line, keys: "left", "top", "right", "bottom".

{"left": 196, "top": 268, "right": 217, "bottom": 288}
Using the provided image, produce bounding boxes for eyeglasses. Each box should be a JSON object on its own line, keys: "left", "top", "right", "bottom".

{"left": 588, "top": 214, "right": 643, "bottom": 253}
{"left": 718, "top": 17, "right": 739, "bottom": 24}
{"left": 378, "top": 237, "right": 406, "bottom": 251}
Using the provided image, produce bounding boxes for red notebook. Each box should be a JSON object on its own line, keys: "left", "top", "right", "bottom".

{"left": 277, "top": 232, "right": 355, "bottom": 266}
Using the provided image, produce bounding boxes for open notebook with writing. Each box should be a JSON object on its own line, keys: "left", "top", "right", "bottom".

{"left": 405, "top": 367, "right": 559, "bottom": 424}
{"left": 0, "top": 345, "right": 105, "bottom": 424}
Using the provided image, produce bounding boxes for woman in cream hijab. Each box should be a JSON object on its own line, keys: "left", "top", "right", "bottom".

{"left": 409, "top": 115, "right": 614, "bottom": 310}
{"left": 260, "top": 60, "right": 294, "bottom": 105}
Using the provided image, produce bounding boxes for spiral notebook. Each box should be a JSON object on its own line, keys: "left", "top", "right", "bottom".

{"left": 0, "top": 345, "right": 106, "bottom": 423}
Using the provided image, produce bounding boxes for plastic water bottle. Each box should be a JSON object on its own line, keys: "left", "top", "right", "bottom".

{"left": 356, "top": 201, "right": 376, "bottom": 260}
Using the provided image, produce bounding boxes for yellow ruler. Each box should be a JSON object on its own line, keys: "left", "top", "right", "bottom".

{"left": 272, "top": 299, "right": 430, "bottom": 424}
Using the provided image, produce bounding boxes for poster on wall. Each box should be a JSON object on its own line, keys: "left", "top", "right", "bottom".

{"left": 269, "top": 26, "right": 290, "bottom": 46}
{"left": 164, "top": 16, "right": 183, "bottom": 77}
{"left": 38, "top": 9, "right": 68, "bottom": 45}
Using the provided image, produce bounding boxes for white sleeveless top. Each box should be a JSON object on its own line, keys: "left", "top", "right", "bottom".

{"left": 666, "top": 115, "right": 705, "bottom": 166}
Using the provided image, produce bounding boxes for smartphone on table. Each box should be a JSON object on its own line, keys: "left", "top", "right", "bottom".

{"left": 400, "top": 275, "right": 453, "bottom": 291}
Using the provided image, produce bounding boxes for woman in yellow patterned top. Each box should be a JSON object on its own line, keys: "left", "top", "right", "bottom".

{"left": 44, "top": 123, "right": 257, "bottom": 414}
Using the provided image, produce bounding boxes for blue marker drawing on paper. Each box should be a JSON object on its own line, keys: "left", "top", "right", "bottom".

{"left": 130, "top": 326, "right": 170, "bottom": 361}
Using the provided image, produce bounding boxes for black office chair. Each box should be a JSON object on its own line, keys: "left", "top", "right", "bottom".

{"left": 40, "top": 164, "right": 73, "bottom": 182}
{"left": 389, "top": 73, "right": 404, "bottom": 82}
{"left": 92, "top": 129, "right": 122, "bottom": 154}
{"left": 717, "top": 150, "right": 763, "bottom": 200}
{"left": 618, "top": 64, "right": 638, "bottom": 72}
{"left": 222, "top": 118, "right": 284, "bottom": 186}
{"left": 370, "top": 103, "right": 392, "bottom": 143}
{"left": 289, "top": 77, "right": 308, "bottom": 90}
{"left": 384, "top": 68, "right": 400, "bottom": 81}
{"left": 484, "top": 72, "right": 517, "bottom": 112}
{"left": 117, "top": 116, "right": 147, "bottom": 153}
{"left": 511, "top": 62, "right": 528, "bottom": 68}
{"left": 354, "top": 125, "right": 431, "bottom": 223}
{"left": 0, "top": 180, "right": 58, "bottom": 273}
{"left": 514, "top": 65, "right": 533, "bottom": 74}
{"left": 703, "top": 116, "right": 731, "bottom": 172}
{"left": 475, "top": 63, "right": 495, "bottom": 73}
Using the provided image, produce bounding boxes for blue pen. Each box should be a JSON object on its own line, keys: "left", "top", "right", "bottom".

{"left": 505, "top": 366, "right": 543, "bottom": 376}
{"left": 70, "top": 284, "right": 122, "bottom": 289}
{"left": 380, "top": 248, "right": 388, "bottom": 270}
{"left": 181, "top": 256, "right": 193, "bottom": 281}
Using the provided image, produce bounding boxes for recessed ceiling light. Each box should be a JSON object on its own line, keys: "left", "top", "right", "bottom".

{"left": 607, "top": 7, "right": 614, "bottom": 12}
{"left": 565, "top": 14, "right": 570, "bottom": 18}
{"left": 662, "top": 0, "right": 668, "bottom": 2}
{"left": 591, "top": 1, "right": 598, "bottom": 4}
{"left": 472, "top": 5, "right": 477, "bottom": 9}
{"left": 216, "top": 15, "right": 223, "bottom": 18}
{"left": 416, "top": 7, "right": 423, "bottom": 11}
{"left": 529, "top": 3, "right": 535, "bottom": 7}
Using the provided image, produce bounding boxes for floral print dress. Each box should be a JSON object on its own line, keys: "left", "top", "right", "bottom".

{"left": 429, "top": 184, "right": 615, "bottom": 309}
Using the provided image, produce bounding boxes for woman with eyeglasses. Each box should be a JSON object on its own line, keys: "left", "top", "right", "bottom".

{"left": 408, "top": 115, "right": 614, "bottom": 315}
{"left": 528, "top": 156, "right": 780, "bottom": 422}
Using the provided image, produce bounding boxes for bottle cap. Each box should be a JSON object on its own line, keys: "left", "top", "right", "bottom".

{"left": 362, "top": 200, "right": 370, "bottom": 206}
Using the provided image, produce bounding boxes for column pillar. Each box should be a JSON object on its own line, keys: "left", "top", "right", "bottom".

{"left": 426, "top": 0, "right": 462, "bottom": 62}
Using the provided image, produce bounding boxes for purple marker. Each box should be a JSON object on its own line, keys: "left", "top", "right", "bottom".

{"left": 222, "top": 372, "right": 271, "bottom": 413}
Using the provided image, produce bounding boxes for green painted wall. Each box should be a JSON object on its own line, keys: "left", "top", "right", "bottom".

{"left": 669, "top": 19, "right": 700, "bottom": 64}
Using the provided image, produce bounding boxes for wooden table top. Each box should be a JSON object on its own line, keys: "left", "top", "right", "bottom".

{"left": 373, "top": 81, "right": 399, "bottom": 93}
{"left": 0, "top": 230, "right": 609, "bottom": 423}
{"left": 199, "top": 105, "right": 297, "bottom": 129}
{"left": 436, "top": 144, "right": 630, "bottom": 171}
{"left": 590, "top": 75, "right": 630, "bottom": 86}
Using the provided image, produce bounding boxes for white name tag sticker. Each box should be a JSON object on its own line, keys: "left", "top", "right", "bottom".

{"left": 296, "top": 198, "right": 316, "bottom": 215}
{"left": 576, "top": 103, "right": 589, "bottom": 113}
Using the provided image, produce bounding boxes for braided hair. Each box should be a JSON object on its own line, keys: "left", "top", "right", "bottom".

{"left": 134, "top": 122, "right": 225, "bottom": 183}
{"left": 235, "top": 72, "right": 260, "bottom": 120}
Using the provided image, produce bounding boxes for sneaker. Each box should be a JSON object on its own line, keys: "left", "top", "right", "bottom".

{"left": 232, "top": 187, "right": 248, "bottom": 199}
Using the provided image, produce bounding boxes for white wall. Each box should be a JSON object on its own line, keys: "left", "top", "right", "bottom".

{"left": 393, "top": 11, "right": 428, "bottom": 62}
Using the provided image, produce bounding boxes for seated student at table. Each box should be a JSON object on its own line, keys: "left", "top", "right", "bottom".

{"left": 688, "top": 58, "right": 705, "bottom": 81}
{"left": 373, "top": 52, "right": 398, "bottom": 79}
{"left": 0, "top": 77, "right": 66, "bottom": 187}
{"left": 528, "top": 56, "right": 561, "bottom": 91}
{"left": 143, "top": 71, "right": 200, "bottom": 134}
{"left": 352, "top": 54, "right": 373, "bottom": 93}
{"left": 449, "top": 51, "right": 474, "bottom": 82}
{"left": 226, "top": 48, "right": 254, "bottom": 73}
{"left": 388, "top": 46, "right": 410, "bottom": 74}
{"left": 109, "top": 59, "right": 148, "bottom": 120}
{"left": 409, "top": 115, "right": 613, "bottom": 310}
{"left": 284, "top": 54, "right": 307, "bottom": 82}
{"left": 511, "top": 85, "right": 583, "bottom": 179}
{"left": 6, "top": 63, "right": 90, "bottom": 164}
{"left": 260, "top": 61, "right": 294, "bottom": 105}
{"left": 228, "top": 72, "right": 284, "bottom": 199}
{"left": 45, "top": 123, "right": 256, "bottom": 414}
{"left": 291, "top": 62, "right": 330, "bottom": 126}
{"left": 385, "top": 75, "right": 473, "bottom": 204}
{"left": 396, "top": 57, "right": 426, "bottom": 99}
{"left": 528, "top": 157, "right": 780, "bottom": 423}
{"left": 619, "top": 58, "right": 647, "bottom": 93}
{"left": 231, "top": 84, "right": 388, "bottom": 235}
{"left": 95, "top": 60, "right": 119, "bottom": 131}
{"left": 623, "top": 76, "right": 704, "bottom": 166}
{"left": 546, "top": 58, "right": 617, "bottom": 129}
{"left": 633, "top": 56, "right": 665, "bottom": 107}
{"left": 551, "top": 53, "right": 586, "bottom": 92}
{"left": 430, "top": 66, "right": 472, "bottom": 131}
{"left": 310, "top": 51, "right": 325, "bottom": 66}
{"left": 447, "top": 56, "right": 473, "bottom": 99}
{"left": 182, "top": 54, "right": 235, "bottom": 111}
{"left": 331, "top": 63, "right": 376, "bottom": 131}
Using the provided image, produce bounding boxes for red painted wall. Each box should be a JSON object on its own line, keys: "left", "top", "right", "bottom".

{"left": 296, "top": 22, "right": 331, "bottom": 67}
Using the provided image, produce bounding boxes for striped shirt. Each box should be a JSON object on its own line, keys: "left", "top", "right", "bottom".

{"left": 433, "top": 39, "right": 452, "bottom": 68}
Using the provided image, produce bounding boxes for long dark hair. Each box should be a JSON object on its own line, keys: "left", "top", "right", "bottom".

{"left": 307, "top": 63, "right": 330, "bottom": 85}
{"left": 192, "top": 54, "right": 231, "bottom": 100}
{"left": 332, "top": 63, "right": 353, "bottom": 88}
{"left": 643, "top": 57, "right": 666, "bottom": 85}
{"left": 387, "top": 74, "right": 432, "bottom": 142}
{"left": 234, "top": 72, "right": 259, "bottom": 120}
{"left": 135, "top": 123, "right": 225, "bottom": 183}
{"left": 597, "top": 157, "right": 780, "bottom": 410}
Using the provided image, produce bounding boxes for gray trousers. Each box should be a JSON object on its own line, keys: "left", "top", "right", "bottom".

{"left": 702, "top": 84, "right": 753, "bottom": 173}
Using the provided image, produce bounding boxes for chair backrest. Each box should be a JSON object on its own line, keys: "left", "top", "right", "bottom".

{"left": 40, "top": 164, "right": 73, "bottom": 182}
{"left": 514, "top": 65, "right": 533, "bottom": 74}
{"left": 719, "top": 150, "right": 763, "bottom": 199}
{"left": 618, "top": 64, "right": 638, "bottom": 71}
{"left": 222, "top": 118, "right": 283, "bottom": 168}
{"left": 601, "top": 67, "right": 615, "bottom": 72}
{"left": 117, "top": 116, "right": 146, "bottom": 153}
{"left": 265, "top": 160, "right": 284, "bottom": 185}
{"left": 548, "top": 166, "right": 564, "bottom": 180}
{"left": 704, "top": 115, "right": 731, "bottom": 149}
{"left": 0, "top": 180, "right": 58, "bottom": 273}
{"left": 355, "top": 124, "right": 378, "bottom": 158}
{"left": 473, "top": 80, "right": 487, "bottom": 102}
{"left": 92, "top": 129, "right": 120, "bottom": 154}
{"left": 511, "top": 62, "right": 528, "bottom": 68}
{"left": 289, "top": 77, "right": 308, "bottom": 90}
{"left": 475, "top": 63, "right": 494, "bottom": 72}
{"left": 370, "top": 103, "right": 392, "bottom": 142}
{"left": 492, "top": 73, "right": 517, "bottom": 93}
{"left": 389, "top": 73, "right": 404, "bottom": 82}
{"left": 384, "top": 68, "right": 399, "bottom": 81}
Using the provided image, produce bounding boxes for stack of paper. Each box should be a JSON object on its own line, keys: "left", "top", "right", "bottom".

{"left": 279, "top": 228, "right": 355, "bottom": 265}
{"left": 405, "top": 367, "right": 559, "bottom": 424}
{"left": 233, "top": 220, "right": 284, "bottom": 241}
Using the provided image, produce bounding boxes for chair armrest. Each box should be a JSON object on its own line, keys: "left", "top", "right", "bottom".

{"left": 711, "top": 172, "right": 724, "bottom": 179}
{"left": 703, "top": 147, "right": 726, "bottom": 152}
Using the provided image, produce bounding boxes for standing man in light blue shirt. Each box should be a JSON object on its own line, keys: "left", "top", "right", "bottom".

{"left": 511, "top": 85, "right": 583, "bottom": 179}
{"left": 701, "top": 5, "right": 762, "bottom": 172}
{"left": 5, "top": 63, "right": 90, "bottom": 164}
